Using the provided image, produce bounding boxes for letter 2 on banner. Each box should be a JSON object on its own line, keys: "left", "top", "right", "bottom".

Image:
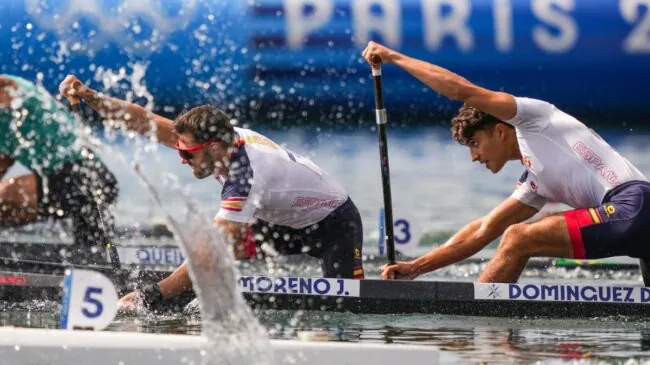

{"left": 60, "top": 269, "right": 118, "bottom": 330}
{"left": 378, "top": 208, "right": 421, "bottom": 256}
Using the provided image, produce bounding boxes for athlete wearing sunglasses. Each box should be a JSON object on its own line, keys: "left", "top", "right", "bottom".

{"left": 60, "top": 75, "right": 365, "bottom": 312}
{"left": 175, "top": 141, "right": 211, "bottom": 162}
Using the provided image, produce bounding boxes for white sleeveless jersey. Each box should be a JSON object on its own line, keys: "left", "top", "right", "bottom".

{"left": 508, "top": 97, "right": 647, "bottom": 210}
{"left": 215, "top": 127, "right": 349, "bottom": 229}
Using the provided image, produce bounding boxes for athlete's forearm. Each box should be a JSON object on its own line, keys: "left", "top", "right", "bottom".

{"left": 157, "top": 261, "right": 193, "bottom": 299}
{"left": 391, "top": 53, "right": 477, "bottom": 102}
{"left": 0, "top": 155, "right": 15, "bottom": 179}
{"left": 79, "top": 88, "right": 177, "bottom": 147}
{"left": 79, "top": 88, "right": 150, "bottom": 132}
{"left": 410, "top": 218, "right": 498, "bottom": 275}
{"left": 217, "top": 220, "right": 250, "bottom": 259}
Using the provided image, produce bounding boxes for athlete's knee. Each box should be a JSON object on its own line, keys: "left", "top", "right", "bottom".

{"left": 0, "top": 180, "right": 18, "bottom": 204}
{"left": 499, "top": 223, "right": 533, "bottom": 257}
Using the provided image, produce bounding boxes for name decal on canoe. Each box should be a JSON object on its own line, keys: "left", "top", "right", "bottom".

{"left": 238, "top": 276, "right": 360, "bottom": 297}
{"left": 117, "top": 246, "right": 185, "bottom": 266}
{"left": 475, "top": 283, "right": 650, "bottom": 304}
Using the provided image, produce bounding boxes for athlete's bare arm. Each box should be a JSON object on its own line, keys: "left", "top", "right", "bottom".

{"left": 0, "top": 81, "right": 15, "bottom": 179}
{"left": 214, "top": 216, "right": 252, "bottom": 259}
{"left": 148, "top": 218, "right": 249, "bottom": 297}
{"left": 382, "top": 198, "right": 538, "bottom": 280}
{"left": 0, "top": 154, "right": 15, "bottom": 179}
{"left": 59, "top": 75, "right": 177, "bottom": 148}
{"left": 157, "top": 261, "right": 193, "bottom": 299}
{"left": 362, "top": 41, "right": 517, "bottom": 122}
{"left": 119, "top": 217, "right": 252, "bottom": 307}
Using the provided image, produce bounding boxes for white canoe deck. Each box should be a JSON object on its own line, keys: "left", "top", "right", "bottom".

{"left": 0, "top": 327, "right": 439, "bottom": 365}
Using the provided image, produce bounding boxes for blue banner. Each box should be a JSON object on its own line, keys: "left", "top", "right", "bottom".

{"left": 1, "top": 0, "right": 649, "bottom": 118}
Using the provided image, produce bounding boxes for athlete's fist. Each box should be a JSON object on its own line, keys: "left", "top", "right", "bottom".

{"left": 117, "top": 291, "right": 144, "bottom": 313}
{"left": 59, "top": 75, "right": 89, "bottom": 104}
{"left": 361, "top": 41, "right": 400, "bottom": 67}
{"left": 380, "top": 261, "right": 419, "bottom": 280}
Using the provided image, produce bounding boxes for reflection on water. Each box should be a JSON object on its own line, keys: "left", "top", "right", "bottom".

{"left": 3, "top": 307, "right": 650, "bottom": 364}
{"left": 255, "top": 311, "right": 650, "bottom": 364}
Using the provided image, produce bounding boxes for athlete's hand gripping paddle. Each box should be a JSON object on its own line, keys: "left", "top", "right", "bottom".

{"left": 62, "top": 78, "right": 122, "bottom": 271}
{"left": 62, "top": 78, "right": 83, "bottom": 114}
{"left": 370, "top": 55, "right": 397, "bottom": 266}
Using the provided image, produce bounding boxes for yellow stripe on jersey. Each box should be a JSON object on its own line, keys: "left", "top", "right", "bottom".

{"left": 221, "top": 197, "right": 246, "bottom": 212}
{"left": 588, "top": 208, "right": 601, "bottom": 224}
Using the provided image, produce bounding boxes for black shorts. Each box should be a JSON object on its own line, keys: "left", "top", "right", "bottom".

{"left": 251, "top": 197, "right": 364, "bottom": 279}
{"left": 564, "top": 180, "right": 650, "bottom": 259}
{"left": 36, "top": 154, "right": 118, "bottom": 264}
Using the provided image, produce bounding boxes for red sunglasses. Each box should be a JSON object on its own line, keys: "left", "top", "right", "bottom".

{"left": 175, "top": 141, "right": 212, "bottom": 161}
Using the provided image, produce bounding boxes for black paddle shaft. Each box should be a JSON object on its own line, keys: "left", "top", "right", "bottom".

{"left": 371, "top": 61, "right": 396, "bottom": 265}
{"left": 68, "top": 98, "right": 122, "bottom": 271}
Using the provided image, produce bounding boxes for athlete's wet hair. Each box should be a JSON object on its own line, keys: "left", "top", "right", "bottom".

{"left": 174, "top": 105, "right": 234, "bottom": 147}
{"left": 450, "top": 104, "right": 511, "bottom": 145}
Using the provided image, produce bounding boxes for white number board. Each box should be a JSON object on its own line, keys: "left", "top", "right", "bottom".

{"left": 60, "top": 269, "right": 118, "bottom": 331}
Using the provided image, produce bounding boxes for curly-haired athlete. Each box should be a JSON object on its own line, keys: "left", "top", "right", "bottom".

{"left": 361, "top": 41, "right": 650, "bottom": 284}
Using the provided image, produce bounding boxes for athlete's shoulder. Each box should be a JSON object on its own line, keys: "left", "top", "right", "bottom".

{"left": 233, "top": 127, "right": 282, "bottom": 151}
{"left": 234, "top": 127, "right": 272, "bottom": 139}
{"left": 1, "top": 75, "right": 37, "bottom": 94}
{"left": 505, "top": 97, "right": 556, "bottom": 131}
{"left": 0, "top": 75, "right": 19, "bottom": 90}
{"left": 1, "top": 75, "right": 61, "bottom": 111}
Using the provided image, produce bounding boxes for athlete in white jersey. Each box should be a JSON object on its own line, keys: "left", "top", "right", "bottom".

{"left": 362, "top": 42, "right": 650, "bottom": 284}
{"left": 59, "top": 76, "right": 365, "bottom": 312}
{"left": 216, "top": 127, "right": 349, "bottom": 229}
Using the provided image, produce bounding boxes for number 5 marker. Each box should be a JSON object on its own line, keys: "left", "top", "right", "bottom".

{"left": 60, "top": 269, "right": 118, "bottom": 331}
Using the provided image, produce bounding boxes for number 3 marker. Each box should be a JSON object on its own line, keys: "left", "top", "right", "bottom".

{"left": 378, "top": 209, "right": 421, "bottom": 256}
{"left": 60, "top": 269, "right": 118, "bottom": 331}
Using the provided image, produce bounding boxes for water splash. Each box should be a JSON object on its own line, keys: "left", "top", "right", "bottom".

{"left": 25, "top": 0, "right": 199, "bottom": 57}
{"left": 93, "top": 63, "right": 155, "bottom": 110}
{"left": 130, "top": 163, "right": 271, "bottom": 365}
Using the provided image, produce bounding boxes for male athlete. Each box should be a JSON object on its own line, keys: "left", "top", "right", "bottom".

{"left": 59, "top": 75, "right": 365, "bottom": 310}
{"left": 0, "top": 75, "right": 118, "bottom": 265}
{"left": 361, "top": 41, "right": 650, "bottom": 284}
